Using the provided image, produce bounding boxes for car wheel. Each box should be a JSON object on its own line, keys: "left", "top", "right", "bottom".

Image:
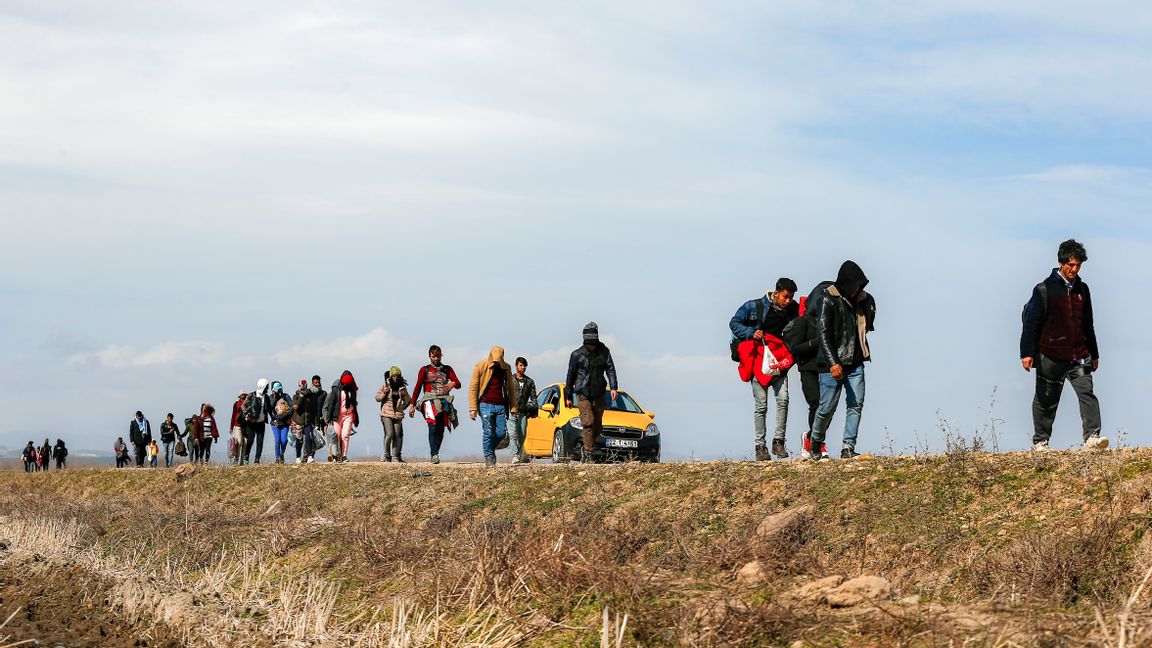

{"left": 552, "top": 429, "right": 570, "bottom": 463}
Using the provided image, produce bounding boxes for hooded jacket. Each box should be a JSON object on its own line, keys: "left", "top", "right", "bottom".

{"left": 324, "top": 370, "right": 360, "bottom": 427}
{"left": 809, "top": 261, "right": 877, "bottom": 371}
{"left": 468, "top": 346, "right": 520, "bottom": 415}
{"left": 782, "top": 306, "right": 821, "bottom": 373}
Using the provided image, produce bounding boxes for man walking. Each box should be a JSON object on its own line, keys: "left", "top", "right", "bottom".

{"left": 159, "top": 413, "right": 179, "bottom": 468}
{"left": 242, "top": 378, "right": 271, "bottom": 465}
{"left": 1021, "top": 239, "right": 1106, "bottom": 451}
{"left": 730, "top": 278, "right": 800, "bottom": 460}
{"left": 508, "top": 357, "right": 538, "bottom": 464}
{"left": 807, "top": 261, "right": 876, "bottom": 460}
{"left": 783, "top": 296, "right": 826, "bottom": 460}
{"left": 129, "top": 411, "right": 152, "bottom": 468}
{"left": 565, "top": 322, "right": 619, "bottom": 463}
{"left": 468, "top": 346, "right": 519, "bottom": 468}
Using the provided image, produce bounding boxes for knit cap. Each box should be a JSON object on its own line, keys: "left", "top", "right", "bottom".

{"left": 582, "top": 321, "right": 599, "bottom": 342}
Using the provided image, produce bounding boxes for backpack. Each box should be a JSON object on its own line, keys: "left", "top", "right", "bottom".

{"left": 243, "top": 392, "right": 263, "bottom": 423}
{"left": 1021, "top": 282, "right": 1049, "bottom": 324}
{"left": 274, "top": 398, "right": 291, "bottom": 420}
{"left": 730, "top": 298, "right": 766, "bottom": 361}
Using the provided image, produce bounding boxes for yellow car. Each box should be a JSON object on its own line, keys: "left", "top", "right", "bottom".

{"left": 523, "top": 384, "right": 661, "bottom": 463}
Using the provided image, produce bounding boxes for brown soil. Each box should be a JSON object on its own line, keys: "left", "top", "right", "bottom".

{"left": 0, "top": 557, "right": 180, "bottom": 648}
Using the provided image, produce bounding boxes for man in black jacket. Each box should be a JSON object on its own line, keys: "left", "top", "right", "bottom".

{"left": 807, "top": 261, "right": 876, "bottom": 460}
{"left": 565, "top": 322, "right": 619, "bottom": 462}
{"left": 1020, "top": 239, "right": 1105, "bottom": 451}
{"left": 159, "top": 413, "right": 179, "bottom": 468}
{"left": 783, "top": 296, "right": 824, "bottom": 460}
{"left": 129, "top": 411, "right": 152, "bottom": 468}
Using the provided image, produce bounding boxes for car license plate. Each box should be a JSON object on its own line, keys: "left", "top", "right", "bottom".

{"left": 606, "top": 438, "right": 638, "bottom": 449}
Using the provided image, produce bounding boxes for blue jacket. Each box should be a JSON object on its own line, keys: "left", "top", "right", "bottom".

{"left": 729, "top": 296, "right": 770, "bottom": 341}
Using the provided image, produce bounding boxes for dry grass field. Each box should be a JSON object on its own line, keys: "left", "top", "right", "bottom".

{"left": 3, "top": 447, "right": 1152, "bottom": 647}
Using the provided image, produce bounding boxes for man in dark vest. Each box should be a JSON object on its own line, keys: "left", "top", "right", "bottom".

{"left": 1021, "top": 239, "right": 1105, "bottom": 451}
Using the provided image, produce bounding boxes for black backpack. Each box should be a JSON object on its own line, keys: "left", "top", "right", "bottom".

{"left": 243, "top": 392, "right": 264, "bottom": 423}
{"left": 730, "top": 298, "right": 765, "bottom": 361}
{"left": 1021, "top": 282, "right": 1049, "bottom": 324}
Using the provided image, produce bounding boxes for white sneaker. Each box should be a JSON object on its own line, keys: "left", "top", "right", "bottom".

{"left": 295, "top": 458, "right": 303, "bottom": 464}
{"left": 306, "top": 456, "right": 315, "bottom": 464}
{"left": 1082, "top": 436, "right": 1109, "bottom": 450}
{"left": 799, "top": 449, "right": 813, "bottom": 461}
{"left": 1032, "top": 441, "right": 1052, "bottom": 452}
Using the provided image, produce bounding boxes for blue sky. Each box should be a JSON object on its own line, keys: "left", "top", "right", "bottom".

{"left": 1, "top": 1, "right": 1150, "bottom": 459}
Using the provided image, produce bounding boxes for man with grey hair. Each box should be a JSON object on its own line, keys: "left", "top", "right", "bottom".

{"left": 565, "top": 322, "right": 619, "bottom": 463}
{"left": 1020, "top": 239, "right": 1105, "bottom": 451}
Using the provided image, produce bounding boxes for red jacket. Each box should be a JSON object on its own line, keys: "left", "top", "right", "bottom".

{"left": 737, "top": 335, "right": 794, "bottom": 387}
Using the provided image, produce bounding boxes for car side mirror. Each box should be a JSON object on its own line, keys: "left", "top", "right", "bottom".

{"left": 541, "top": 403, "right": 555, "bottom": 413}
{"left": 645, "top": 411, "right": 655, "bottom": 420}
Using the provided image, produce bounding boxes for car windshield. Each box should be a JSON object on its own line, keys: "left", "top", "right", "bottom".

{"left": 604, "top": 391, "right": 643, "bottom": 413}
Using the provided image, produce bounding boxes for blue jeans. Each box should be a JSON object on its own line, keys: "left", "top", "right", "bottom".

{"left": 271, "top": 423, "right": 290, "bottom": 461}
{"left": 163, "top": 440, "right": 175, "bottom": 468}
{"left": 751, "top": 373, "right": 789, "bottom": 446}
{"left": 478, "top": 403, "right": 507, "bottom": 459}
{"left": 811, "top": 364, "right": 866, "bottom": 449}
{"left": 507, "top": 413, "right": 528, "bottom": 460}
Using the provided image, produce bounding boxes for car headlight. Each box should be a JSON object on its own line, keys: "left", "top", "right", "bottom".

{"left": 645, "top": 424, "right": 659, "bottom": 437}
{"left": 569, "top": 417, "right": 583, "bottom": 430}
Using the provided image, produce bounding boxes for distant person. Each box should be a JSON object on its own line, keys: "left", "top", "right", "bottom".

{"left": 53, "top": 439, "right": 68, "bottom": 470}
{"left": 730, "top": 278, "right": 800, "bottom": 461}
{"left": 194, "top": 403, "right": 220, "bottom": 464}
{"left": 807, "top": 261, "right": 876, "bottom": 461}
{"left": 291, "top": 379, "right": 319, "bottom": 464}
{"left": 159, "top": 413, "right": 179, "bottom": 468}
{"left": 22, "top": 441, "right": 35, "bottom": 473}
{"left": 229, "top": 392, "right": 248, "bottom": 465}
{"left": 114, "top": 437, "right": 130, "bottom": 468}
{"left": 509, "top": 357, "right": 538, "bottom": 464}
{"left": 324, "top": 371, "right": 361, "bottom": 463}
{"left": 409, "top": 346, "right": 462, "bottom": 465}
{"left": 1021, "top": 239, "right": 1106, "bottom": 451}
{"left": 268, "top": 381, "right": 293, "bottom": 465}
{"left": 242, "top": 378, "right": 271, "bottom": 465}
{"left": 565, "top": 322, "right": 619, "bottom": 463}
{"left": 129, "top": 411, "right": 152, "bottom": 468}
{"left": 39, "top": 438, "right": 51, "bottom": 471}
{"left": 468, "top": 347, "right": 520, "bottom": 468}
{"left": 783, "top": 297, "right": 827, "bottom": 461}
{"left": 375, "top": 367, "right": 411, "bottom": 462}
{"left": 147, "top": 438, "right": 159, "bottom": 468}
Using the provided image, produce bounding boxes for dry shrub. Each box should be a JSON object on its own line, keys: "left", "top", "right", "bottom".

{"left": 967, "top": 513, "right": 1130, "bottom": 606}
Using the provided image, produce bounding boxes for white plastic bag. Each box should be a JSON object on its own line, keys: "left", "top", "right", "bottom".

{"left": 760, "top": 342, "right": 782, "bottom": 377}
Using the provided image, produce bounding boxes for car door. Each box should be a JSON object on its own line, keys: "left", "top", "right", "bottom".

{"left": 524, "top": 386, "right": 557, "bottom": 456}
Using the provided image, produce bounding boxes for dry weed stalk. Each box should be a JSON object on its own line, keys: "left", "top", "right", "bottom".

{"left": 601, "top": 607, "right": 629, "bottom": 648}
{"left": 0, "top": 607, "right": 36, "bottom": 648}
{"left": 1095, "top": 564, "right": 1152, "bottom": 648}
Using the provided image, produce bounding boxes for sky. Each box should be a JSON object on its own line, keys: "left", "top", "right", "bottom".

{"left": 1, "top": 1, "right": 1150, "bottom": 460}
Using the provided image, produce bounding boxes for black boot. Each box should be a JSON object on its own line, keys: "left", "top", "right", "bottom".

{"left": 755, "top": 445, "right": 770, "bottom": 461}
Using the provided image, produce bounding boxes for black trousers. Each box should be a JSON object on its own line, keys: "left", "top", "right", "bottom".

{"left": 1033, "top": 354, "right": 1102, "bottom": 444}
{"left": 242, "top": 422, "right": 265, "bottom": 463}
{"left": 133, "top": 442, "right": 146, "bottom": 467}
{"left": 799, "top": 369, "right": 820, "bottom": 432}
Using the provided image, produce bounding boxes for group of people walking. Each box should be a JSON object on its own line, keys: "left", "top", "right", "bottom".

{"left": 731, "top": 240, "right": 1105, "bottom": 462}
{"left": 21, "top": 438, "right": 68, "bottom": 472}
{"left": 107, "top": 322, "right": 621, "bottom": 468}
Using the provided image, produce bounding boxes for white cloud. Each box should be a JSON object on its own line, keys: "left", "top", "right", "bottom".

{"left": 69, "top": 341, "right": 224, "bottom": 368}
{"left": 1016, "top": 164, "right": 1152, "bottom": 184}
{"left": 271, "top": 328, "right": 408, "bottom": 367}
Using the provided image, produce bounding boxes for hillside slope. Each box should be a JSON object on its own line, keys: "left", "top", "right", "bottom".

{"left": 2, "top": 449, "right": 1152, "bottom": 647}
